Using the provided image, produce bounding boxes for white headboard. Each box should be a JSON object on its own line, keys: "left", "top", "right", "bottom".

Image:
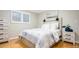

{"left": 43, "top": 17, "right": 62, "bottom": 37}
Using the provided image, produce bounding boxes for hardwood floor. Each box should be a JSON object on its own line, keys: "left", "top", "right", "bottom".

{"left": 0, "top": 39, "right": 79, "bottom": 48}
{"left": 0, "top": 39, "right": 27, "bottom": 48}
{"left": 53, "top": 41, "right": 79, "bottom": 48}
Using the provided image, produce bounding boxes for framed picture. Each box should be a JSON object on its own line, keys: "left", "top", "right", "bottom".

{"left": 11, "top": 11, "right": 30, "bottom": 23}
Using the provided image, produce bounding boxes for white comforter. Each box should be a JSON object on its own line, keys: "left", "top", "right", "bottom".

{"left": 20, "top": 28, "right": 60, "bottom": 48}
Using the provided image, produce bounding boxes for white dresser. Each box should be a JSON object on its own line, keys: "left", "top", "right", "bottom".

{"left": 0, "top": 19, "right": 8, "bottom": 43}
{"left": 62, "top": 32, "right": 75, "bottom": 45}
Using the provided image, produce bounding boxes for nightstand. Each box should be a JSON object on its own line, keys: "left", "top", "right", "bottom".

{"left": 62, "top": 32, "right": 75, "bottom": 45}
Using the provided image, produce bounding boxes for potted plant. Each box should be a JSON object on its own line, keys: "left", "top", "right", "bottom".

{"left": 65, "top": 24, "right": 73, "bottom": 32}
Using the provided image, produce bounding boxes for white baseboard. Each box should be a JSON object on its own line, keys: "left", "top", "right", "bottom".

{"left": 9, "top": 36, "right": 19, "bottom": 40}
{"left": 75, "top": 41, "right": 79, "bottom": 44}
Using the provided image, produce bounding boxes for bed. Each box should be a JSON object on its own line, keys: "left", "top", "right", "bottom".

{"left": 19, "top": 17, "right": 62, "bottom": 48}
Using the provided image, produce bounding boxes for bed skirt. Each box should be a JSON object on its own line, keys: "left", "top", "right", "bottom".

{"left": 19, "top": 36, "right": 35, "bottom": 48}
{"left": 19, "top": 36, "right": 61, "bottom": 48}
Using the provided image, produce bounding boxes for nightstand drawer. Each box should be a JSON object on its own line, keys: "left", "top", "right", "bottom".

{"left": 63, "top": 33, "right": 72, "bottom": 36}
{"left": 64, "top": 39, "right": 73, "bottom": 42}
{"left": 62, "top": 32, "right": 75, "bottom": 45}
{"left": 63, "top": 37, "right": 72, "bottom": 42}
{"left": 63, "top": 35, "right": 71, "bottom": 38}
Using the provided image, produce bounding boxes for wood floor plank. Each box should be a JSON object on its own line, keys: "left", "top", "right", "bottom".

{"left": 0, "top": 39, "right": 79, "bottom": 48}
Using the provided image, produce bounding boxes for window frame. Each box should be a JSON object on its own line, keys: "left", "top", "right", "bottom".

{"left": 11, "top": 11, "right": 31, "bottom": 23}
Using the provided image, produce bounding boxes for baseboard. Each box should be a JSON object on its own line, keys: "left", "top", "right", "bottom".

{"left": 9, "top": 36, "right": 19, "bottom": 40}
{"left": 75, "top": 41, "right": 79, "bottom": 44}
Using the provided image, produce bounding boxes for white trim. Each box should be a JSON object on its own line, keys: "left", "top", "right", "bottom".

{"left": 11, "top": 10, "right": 31, "bottom": 24}
{"left": 75, "top": 41, "right": 79, "bottom": 44}
{"left": 9, "top": 36, "right": 18, "bottom": 40}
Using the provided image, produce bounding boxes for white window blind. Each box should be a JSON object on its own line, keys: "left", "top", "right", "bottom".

{"left": 11, "top": 11, "right": 30, "bottom": 23}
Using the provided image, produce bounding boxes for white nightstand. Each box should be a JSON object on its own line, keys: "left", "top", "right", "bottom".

{"left": 62, "top": 32, "right": 75, "bottom": 45}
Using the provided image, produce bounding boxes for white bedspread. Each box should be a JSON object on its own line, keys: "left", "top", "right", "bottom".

{"left": 20, "top": 28, "right": 60, "bottom": 48}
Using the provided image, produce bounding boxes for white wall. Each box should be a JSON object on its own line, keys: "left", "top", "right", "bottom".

{"left": 59, "top": 10, "right": 79, "bottom": 32}
{"left": 37, "top": 10, "right": 57, "bottom": 27}
{"left": 59, "top": 10, "right": 79, "bottom": 42}
{"left": 38, "top": 10, "right": 79, "bottom": 42}
{"left": 0, "top": 10, "right": 38, "bottom": 39}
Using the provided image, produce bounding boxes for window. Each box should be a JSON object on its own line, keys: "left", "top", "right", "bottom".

{"left": 12, "top": 11, "right": 21, "bottom": 22}
{"left": 23, "top": 14, "right": 29, "bottom": 22}
{"left": 11, "top": 11, "right": 30, "bottom": 23}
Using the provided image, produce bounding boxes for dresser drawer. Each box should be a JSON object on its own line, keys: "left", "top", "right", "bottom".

{"left": 0, "top": 38, "right": 8, "bottom": 43}
{"left": 0, "top": 19, "right": 8, "bottom": 43}
{"left": 0, "top": 37, "right": 8, "bottom": 42}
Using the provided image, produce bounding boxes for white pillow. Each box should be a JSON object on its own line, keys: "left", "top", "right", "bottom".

{"left": 50, "top": 22, "right": 59, "bottom": 32}
{"left": 41, "top": 22, "right": 59, "bottom": 32}
{"left": 41, "top": 23, "right": 50, "bottom": 31}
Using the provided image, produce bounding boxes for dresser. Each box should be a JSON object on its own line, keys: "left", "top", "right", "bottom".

{"left": 62, "top": 32, "right": 75, "bottom": 45}
{"left": 0, "top": 19, "right": 8, "bottom": 43}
